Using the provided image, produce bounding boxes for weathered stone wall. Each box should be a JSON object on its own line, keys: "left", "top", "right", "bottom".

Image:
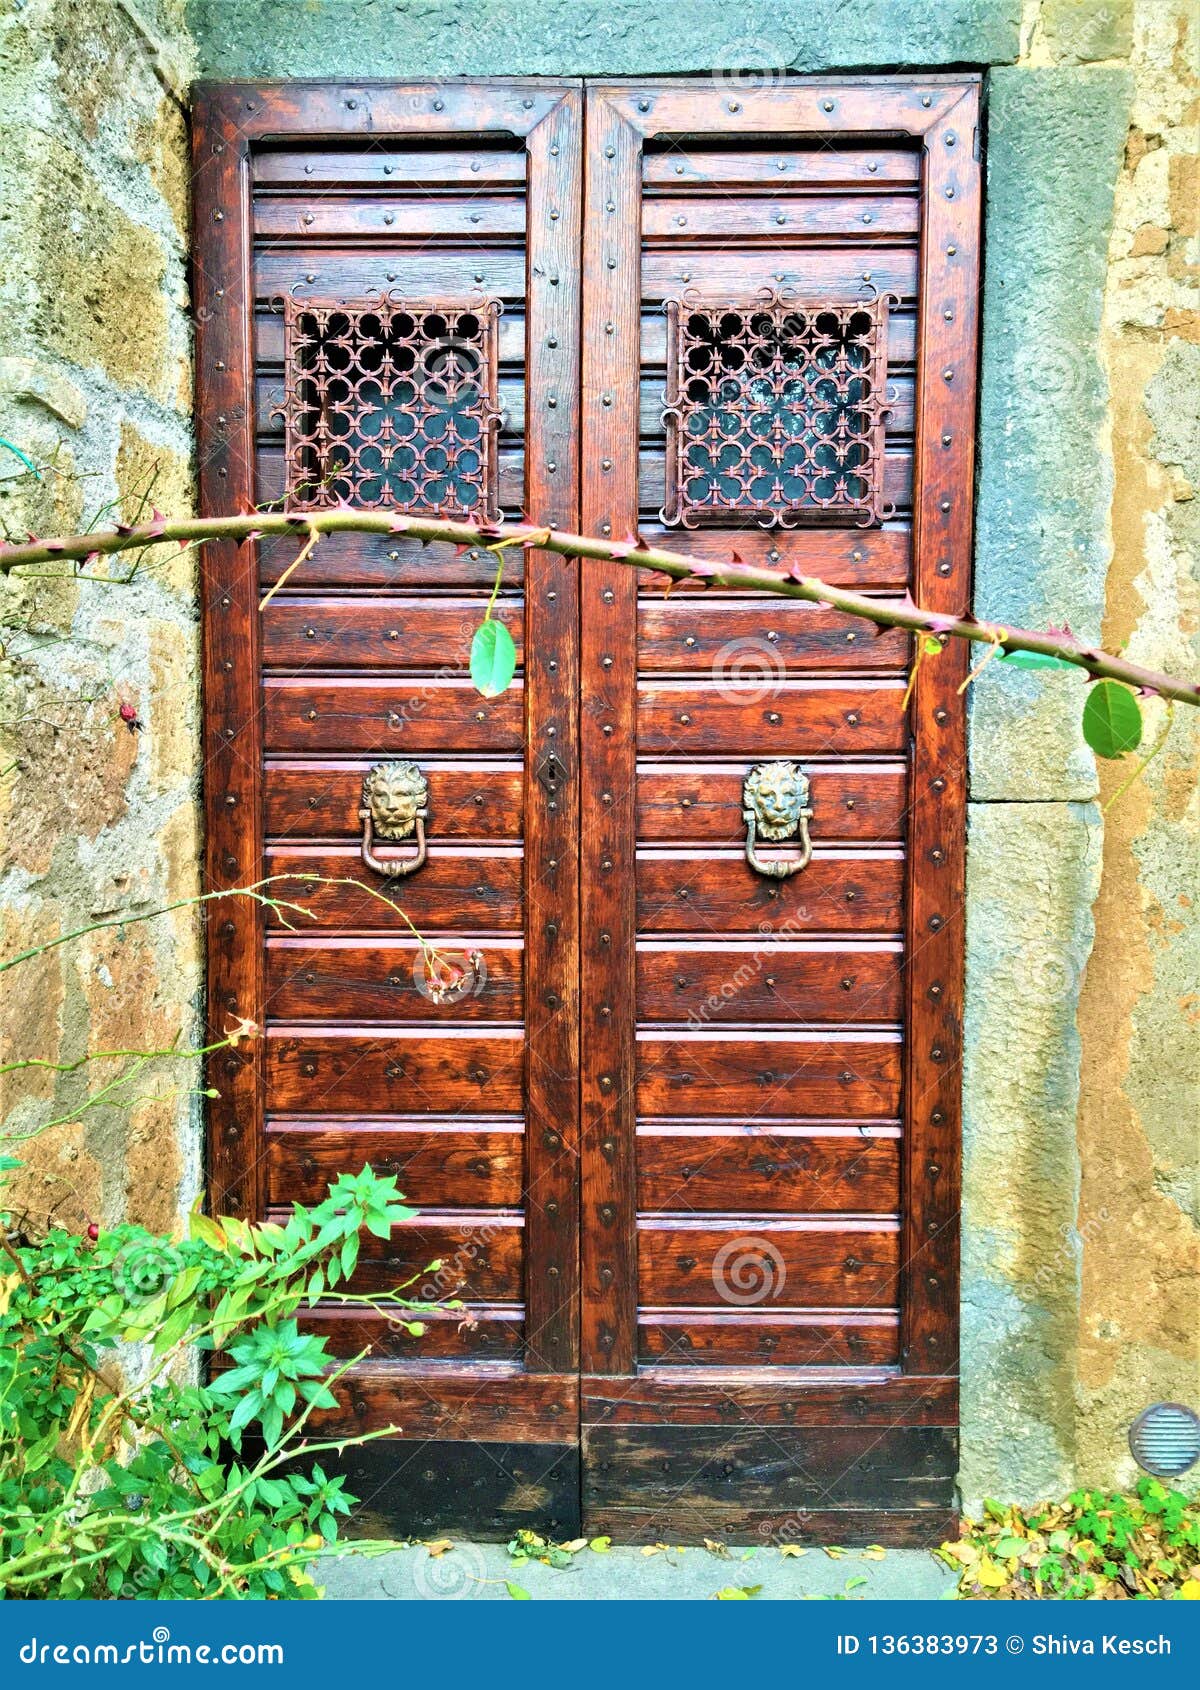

{"left": 2, "top": 0, "right": 1194, "bottom": 1506}
{"left": 0, "top": 1, "right": 199, "bottom": 1240}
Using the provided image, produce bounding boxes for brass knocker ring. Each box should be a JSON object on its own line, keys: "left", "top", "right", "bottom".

{"left": 359, "top": 760, "right": 429, "bottom": 879}
{"left": 742, "top": 760, "right": 814, "bottom": 880}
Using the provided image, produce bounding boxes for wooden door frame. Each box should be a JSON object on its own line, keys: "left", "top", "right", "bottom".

{"left": 192, "top": 79, "right": 584, "bottom": 1403}
{"left": 579, "top": 75, "right": 980, "bottom": 1402}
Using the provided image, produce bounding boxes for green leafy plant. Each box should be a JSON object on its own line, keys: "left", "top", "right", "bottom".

{"left": 0, "top": 1164, "right": 437, "bottom": 1599}
{"left": 938, "top": 1479, "right": 1200, "bottom": 1599}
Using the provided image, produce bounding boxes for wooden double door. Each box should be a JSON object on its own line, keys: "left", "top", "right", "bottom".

{"left": 194, "top": 76, "right": 979, "bottom": 1543}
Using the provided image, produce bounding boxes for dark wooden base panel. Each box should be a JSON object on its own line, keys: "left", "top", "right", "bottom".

{"left": 329, "top": 1439, "right": 582, "bottom": 1542}
{"left": 582, "top": 1424, "right": 958, "bottom": 1544}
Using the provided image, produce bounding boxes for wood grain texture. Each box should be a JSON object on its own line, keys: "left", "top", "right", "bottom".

{"left": 899, "top": 87, "right": 979, "bottom": 1379}
{"left": 636, "top": 941, "right": 903, "bottom": 1026}
{"left": 264, "top": 1118, "right": 525, "bottom": 1207}
{"left": 636, "top": 679, "right": 907, "bottom": 755}
{"left": 635, "top": 1122, "right": 901, "bottom": 1212}
{"left": 583, "top": 1423, "right": 957, "bottom": 1511}
{"left": 578, "top": 92, "right": 642, "bottom": 1374}
{"left": 636, "top": 762, "right": 906, "bottom": 845}
{"left": 193, "top": 90, "right": 264, "bottom": 1221}
{"left": 637, "top": 1217, "right": 900, "bottom": 1307}
{"left": 310, "top": 1363, "right": 576, "bottom": 1442}
{"left": 266, "top": 1029, "right": 524, "bottom": 1114}
{"left": 265, "top": 937, "right": 523, "bottom": 1022}
{"left": 261, "top": 596, "right": 524, "bottom": 670}
{"left": 264, "top": 759, "right": 524, "bottom": 841}
{"left": 582, "top": 1369, "right": 957, "bottom": 1425}
{"left": 262, "top": 677, "right": 523, "bottom": 753}
{"left": 636, "top": 601, "right": 910, "bottom": 672}
{"left": 636, "top": 849, "right": 905, "bottom": 935}
{"left": 262, "top": 844, "right": 523, "bottom": 931}
{"left": 302, "top": 1306, "right": 524, "bottom": 1363}
{"left": 638, "top": 1309, "right": 899, "bottom": 1368}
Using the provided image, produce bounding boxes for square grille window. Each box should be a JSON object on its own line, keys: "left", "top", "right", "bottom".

{"left": 661, "top": 292, "right": 894, "bottom": 529}
{"left": 278, "top": 297, "right": 502, "bottom": 516}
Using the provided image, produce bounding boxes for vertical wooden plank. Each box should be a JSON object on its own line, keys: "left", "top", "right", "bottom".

{"left": 901, "top": 86, "right": 981, "bottom": 1376}
{"left": 523, "top": 92, "right": 583, "bottom": 1373}
{"left": 192, "top": 90, "right": 264, "bottom": 1221}
{"left": 579, "top": 93, "right": 642, "bottom": 1374}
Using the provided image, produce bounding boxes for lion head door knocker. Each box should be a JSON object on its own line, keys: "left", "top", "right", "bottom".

{"left": 359, "top": 761, "right": 429, "bottom": 878}
{"left": 742, "top": 761, "right": 814, "bottom": 880}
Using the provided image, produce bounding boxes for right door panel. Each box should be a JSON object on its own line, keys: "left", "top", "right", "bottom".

{"left": 580, "top": 78, "right": 980, "bottom": 1543}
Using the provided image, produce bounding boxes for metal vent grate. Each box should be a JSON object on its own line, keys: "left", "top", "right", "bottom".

{"left": 1128, "top": 1403, "right": 1200, "bottom": 1479}
{"left": 278, "top": 296, "right": 502, "bottom": 517}
{"left": 661, "top": 290, "right": 894, "bottom": 529}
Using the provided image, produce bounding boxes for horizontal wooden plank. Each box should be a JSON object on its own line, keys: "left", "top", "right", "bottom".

{"left": 583, "top": 1369, "right": 956, "bottom": 1425}
{"left": 639, "top": 446, "right": 912, "bottom": 512}
{"left": 636, "top": 848, "right": 905, "bottom": 934}
{"left": 638, "top": 1216, "right": 899, "bottom": 1306}
{"left": 262, "top": 676, "right": 523, "bottom": 753}
{"left": 638, "top": 1308, "right": 899, "bottom": 1368}
{"left": 262, "top": 596, "right": 523, "bottom": 670}
{"left": 253, "top": 147, "right": 528, "bottom": 188}
{"left": 255, "top": 249, "right": 526, "bottom": 302}
{"left": 312, "top": 1363, "right": 575, "bottom": 1442}
{"left": 302, "top": 1305, "right": 524, "bottom": 1363}
{"left": 634, "top": 525, "right": 911, "bottom": 592}
{"left": 259, "top": 532, "right": 528, "bottom": 588}
{"left": 636, "top": 678, "right": 907, "bottom": 755}
{"left": 642, "top": 148, "right": 921, "bottom": 189}
{"left": 638, "top": 1126, "right": 900, "bottom": 1217}
{"left": 637, "top": 1031, "right": 903, "bottom": 1119}
{"left": 266, "top": 1029, "right": 525, "bottom": 1113}
{"left": 637, "top": 600, "right": 910, "bottom": 671}
{"left": 637, "top": 1122, "right": 901, "bottom": 1213}
{"left": 640, "top": 248, "right": 918, "bottom": 303}
{"left": 583, "top": 1424, "right": 956, "bottom": 1510}
{"left": 644, "top": 308, "right": 917, "bottom": 366}
{"left": 263, "top": 845, "right": 523, "bottom": 931}
{"left": 643, "top": 194, "right": 920, "bottom": 240}
{"left": 264, "top": 758, "right": 524, "bottom": 841}
{"left": 265, "top": 1117, "right": 524, "bottom": 1206}
{"left": 637, "top": 940, "right": 903, "bottom": 1025}
{"left": 264, "top": 1211, "right": 524, "bottom": 1302}
{"left": 266, "top": 936, "right": 523, "bottom": 1022}
{"left": 254, "top": 194, "right": 527, "bottom": 239}
{"left": 637, "top": 762, "right": 906, "bottom": 846}
{"left": 256, "top": 443, "right": 526, "bottom": 507}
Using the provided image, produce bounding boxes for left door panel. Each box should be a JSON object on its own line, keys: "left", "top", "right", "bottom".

{"left": 192, "top": 81, "right": 582, "bottom": 1536}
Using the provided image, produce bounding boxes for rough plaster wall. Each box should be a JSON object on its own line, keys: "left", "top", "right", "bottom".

{"left": 0, "top": 0, "right": 200, "bottom": 1241}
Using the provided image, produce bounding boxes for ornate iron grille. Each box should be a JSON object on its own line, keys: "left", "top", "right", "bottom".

{"left": 661, "top": 292, "right": 894, "bottom": 528}
{"left": 277, "top": 296, "right": 502, "bottom": 516}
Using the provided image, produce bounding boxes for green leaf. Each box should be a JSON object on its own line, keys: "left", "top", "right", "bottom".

{"left": 1001, "top": 650, "right": 1079, "bottom": 673}
{"left": 993, "top": 1534, "right": 1027, "bottom": 1560}
{"left": 506, "top": 1581, "right": 531, "bottom": 1600}
{"left": 1082, "top": 680, "right": 1143, "bottom": 760}
{"left": 470, "top": 618, "right": 517, "bottom": 698}
{"left": 715, "top": 1584, "right": 762, "bottom": 1599}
